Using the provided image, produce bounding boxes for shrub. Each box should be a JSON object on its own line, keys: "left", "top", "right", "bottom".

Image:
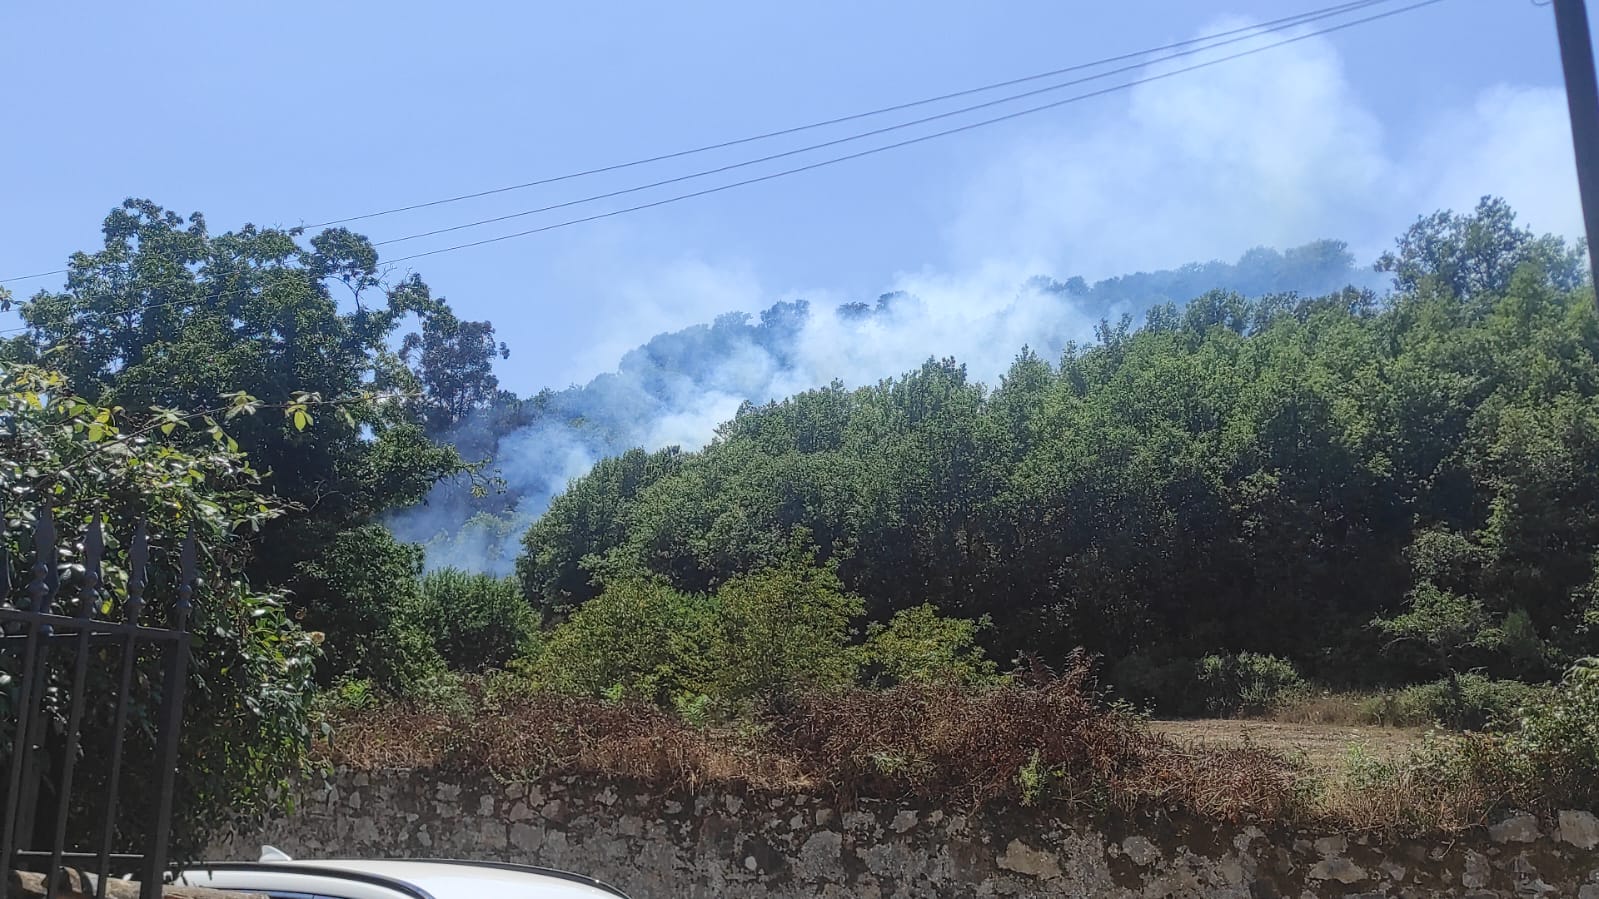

{"left": 364, "top": 619, "right": 460, "bottom": 702}
{"left": 699, "top": 562, "right": 864, "bottom": 707}
{"left": 1108, "top": 651, "right": 1199, "bottom": 714}
{"left": 1502, "top": 658, "right": 1599, "bottom": 804}
{"left": 297, "top": 524, "right": 426, "bottom": 678}
{"left": 1313, "top": 659, "right": 1599, "bottom": 831}
{"left": 416, "top": 568, "right": 539, "bottom": 671}
{"left": 860, "top": 604, "right": 1000, "bottom": 687}
{"left": 0, "top": 363, "right": 318, "bottom": 859}
{"left": 321, "top": 660, "right": 1299, "bottom": 824}
{"left": 293, "top": 525, "right": 469, "bottom": 700}
{"left": 1195, "top": 652, "right": 1304, "bottom": 717}
{"left": 525, "top": 577, "right": 714, "bottom": 704}
{"left": 1390, "top": 674, "right": 1546, "bottom": 731}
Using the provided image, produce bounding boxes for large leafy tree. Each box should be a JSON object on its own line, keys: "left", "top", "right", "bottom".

{"left": 0, "top": 200, "right": 482, "bottom": 598}
{"left": 399, "top": 299, "right": 510, "bottom": 437}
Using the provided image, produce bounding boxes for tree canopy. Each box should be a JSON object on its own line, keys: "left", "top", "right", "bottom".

{"left": 517, "top": 198, "right": 1599, "bottom": 690}
{"left": 0, "top": 199, "right": 504, "bottom": 602}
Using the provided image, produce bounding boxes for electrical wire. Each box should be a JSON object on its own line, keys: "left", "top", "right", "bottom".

{"left": 305, "top": 0, "right": 1396, "bottom": 230}
{"left": 367, "top": 0, "right": 1404, "bottom": 250}
{"left": 0, "top": 0, "right": 1403, "bottom": 286}
{"left": 0, "top": 0, "right": 1445, "bottom": 331}
{"left": 380, "top": 0, "right": 1446, "bottom": 265}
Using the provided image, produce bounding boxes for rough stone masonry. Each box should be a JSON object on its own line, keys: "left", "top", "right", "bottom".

{"left": 209, "top": 768, "right": 1599, "bottom": 898}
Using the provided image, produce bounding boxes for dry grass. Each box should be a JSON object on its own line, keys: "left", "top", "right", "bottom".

{"left": 326, "top": 693, "right": 808, "bottom": 791}
{"left": 1265, "top": 691, "right": 1391, "bottom": 726}
{"left": 1153, "top": 719, "right": 1422, "bottom": 774}
{"left": 320, "top": 662, "right": 1565, "bottom": 835}
{"left": 771, "top": 662, "right": 1298, "bottom": 822}
{"left": 321, "top": 658, "right": 1299, "bottom": 824}
{"left": 1150, "top": 719, "right": 1533, "bottom": 833}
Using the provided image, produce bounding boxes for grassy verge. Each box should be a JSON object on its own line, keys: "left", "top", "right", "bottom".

{"left": 316, "top": 658, "right": 1598, "bottom": 836}
{"left": 320, "top": 659, "right": 1297, "bottom": 824}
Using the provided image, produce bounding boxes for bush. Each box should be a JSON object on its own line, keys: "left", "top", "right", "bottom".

{"left": 1330, "top": 659, "right": 1599, "bottom": 830}
{"left": 527, "top": 561, "right": 865, "bottom": 712}
{"left": 297, "top": 524, "right": 426, "bottom": 678}
{"left": 1502, "top": 658, "right": 1599, "bottom": 804}
{"left": 365, "top": 620, "right": 461, "bottom": 703}
{"left": 1389, "top": 674, "right": 1546, "bottom": 731}
{"left": 1108, "top": 651, "right": 1199, "bottom": 714}
{"left": 1195, "top": 652, "right": 1304, "bottom": 717}
{"left": 416, "top": 568, "right": 539, "bottom": 671}
{"left": 294, "top": 525, "right": 464, "bottom": 700}
{"left": 525, "top": 577, "right": 714, "bottom": 704}
{"left": 321, "top": 660, "right": 1299, "bottom": 824}
{"left": 0, "top": 363, "right": 319, "bottom": 859}
{"left": 699, "top": 562, "right": 864, "bottom": 707}
{"left": 860, "top": 604, "right": 1000, "bottom": 687}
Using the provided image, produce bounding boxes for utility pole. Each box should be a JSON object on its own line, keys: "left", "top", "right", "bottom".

{"left": 1554, "top": 0, "right": 1599, "bottom": 301}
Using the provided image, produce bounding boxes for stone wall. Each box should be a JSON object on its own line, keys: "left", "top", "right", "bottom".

{"left": 210, "top": 768, "right": 1599, "bottom": 899}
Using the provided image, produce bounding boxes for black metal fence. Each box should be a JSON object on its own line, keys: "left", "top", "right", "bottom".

{"left": 0, "top": 506, "right": 196, "bottom": 899}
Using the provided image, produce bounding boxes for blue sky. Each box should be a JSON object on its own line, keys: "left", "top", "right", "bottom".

{"left": 0, "top": 0, "right": 1584, "bottom": 394}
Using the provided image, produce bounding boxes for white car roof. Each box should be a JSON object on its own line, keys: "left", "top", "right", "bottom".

{"left": 181, "top": 857, "right": 629, "bottom": 899}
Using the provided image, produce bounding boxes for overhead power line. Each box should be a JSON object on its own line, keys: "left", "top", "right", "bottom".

{"left": 1, "top": 0, "right": 1405, "bottom": 287}
{"left": 379, "top": 0, "right": 1446, "bottom": 266}
{"left": 367, "top": 0, "right": 1404, "bottom": 250}
{"left": 0, "top": 0, "right": 1445, "bottom": 333}
{"left": 309, "top": 0, "right": 1396, "bottom": 230}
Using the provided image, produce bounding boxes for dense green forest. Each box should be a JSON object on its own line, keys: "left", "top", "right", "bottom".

{"left": 517, "top": 197, "right": 1598, "bottom": 702}
{"left": 391, "top": 236, "right": 1369, "bottom": 572}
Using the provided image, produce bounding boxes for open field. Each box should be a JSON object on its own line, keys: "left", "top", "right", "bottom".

{"left": 1153, "top": 719, "right": 1425, "bottom": 774}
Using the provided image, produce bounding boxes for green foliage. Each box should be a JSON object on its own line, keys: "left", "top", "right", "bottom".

{"left": 698, "top": 562, "right": 864, "bottom": 706}
{"left": 1194, "top": 652, "right": 1304, "bottom": 717}
{"left": 296, "top": 525, "right": 424, "bottom": 676}
{"left": 0, "top": 362, "right": 318, "bottom": 860}
{"left": 1, "top": 199, "right": 482, "bottom": 610}
{"left": 518, "top": 447, "right": 687, "bottom": 615}
{"left": 511, "top": 200, "right": 1599, "bottom": 697}
{"left": 1377, "top": 196, "right": 1585, "bottom": 298}
{"left": 860, "top": 604, "right": 999, "bottom": 686}
{"left": 415, "top": 568, "right": 539, "bottom": 671}
{"left": 292, "top": 525, "right": 469, "bottom": 702}
{"left": 524, "top": 578, "right": 715, "bottom": 704}
{"left": 1372, "top": 584, "right": 1501, "bottom": 669}
{"left": 523, "top": 560, "right": 864, "bottom": 712}
{"left": 399, "top": 305, "right": 510, "bottom": 436}
{"left": 322, "top": 677, "right": 380, "bottom": 712}
{"left": 364, "top": 622, "right": 462, "bottom": 707}
{"left": 1503, "top": 658, "right": 1599, "bottom": 802}
{"left": 1016, "top": 748, "right": 1059, "bottom": 807}
{"left": 1388, "top": 674, "right": 1546, "bottom": 732}
{"left": 1106, "top": 651, "right": 1301, "bottom": 717}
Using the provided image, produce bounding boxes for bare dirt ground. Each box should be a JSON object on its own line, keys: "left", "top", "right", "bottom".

{"left": 1153, "top": 719, "right": 1425, "bottom": 774}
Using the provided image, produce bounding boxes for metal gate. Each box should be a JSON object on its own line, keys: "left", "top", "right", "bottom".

{"left": 0, "top": 506, "right": 197, "bottom": 899}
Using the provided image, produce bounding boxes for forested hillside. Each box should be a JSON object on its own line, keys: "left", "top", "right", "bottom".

{"left": 395, "top": 237, "right": 1368, "bottom": 571}
{"left": 518, "top": 198, "right": 1597, "bottom": 697}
